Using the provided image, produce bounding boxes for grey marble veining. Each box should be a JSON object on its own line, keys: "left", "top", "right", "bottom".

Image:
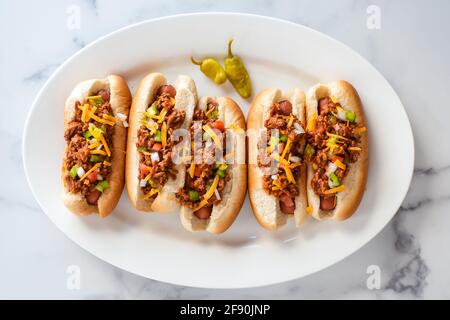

{"left": 1, "top": 0, "right": 449, "bottom": 299}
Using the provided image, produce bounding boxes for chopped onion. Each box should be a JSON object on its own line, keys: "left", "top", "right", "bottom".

{"left": 271, "top": 174, "right": 278, "bottom": 180}
{"left": 77, "top": 167, "right": 85, "bottom": 178}
{"left": 290, "top": 155, "right": 301, "bottom": 163}
{"left": 96, "top": 144, "right": 103, "bottom": 150}
{"left": 294, "top": 122, "right": 305, "bottom": 134}
{"left": 116, "top": 113, "right": 127, "bottom": 121}
{"left": 150, "top": 152, "right": 160, "bottom": 162}
{"left": 139, "top": 179, "right": 147, "bottom": 187}
{"left": 116, "top": 113, "right": 129, "bottom": 127}
{"left": 214, "top": 189, "right": 221, "bottom": 201}
{"left": 97, "top": 174, "right": 103, "bottom": 181}
{"left": 337, "top": 110, "right": 347, "bottom": 121}
{"left": 325, "top": 162, "right": 338, "bottom": 177}
{"left": 328, "top": 179, "right": 335, "bottom": 188}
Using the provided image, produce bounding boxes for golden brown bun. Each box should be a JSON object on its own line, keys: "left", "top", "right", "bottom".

{"left": 126, "top": 73, "right": 198, "bottom": 213}
{"left": 305, "top": 80, "right": 369, "bottom": 220}
{"left": 62, "top": 75, "right": 131, "bottom": 217}
{"left": 179, "top": 96, "right": 247, "bottom": 234}
{"left": 247, "top": 88, "right": 308, "bottom": 230}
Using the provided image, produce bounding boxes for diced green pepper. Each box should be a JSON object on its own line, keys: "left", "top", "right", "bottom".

{"left": 215, "top": 163, "right": 228, "bottom": 171}
{"left": 344, "top": 157, "right": 350, "bottom": 164}
{"left": 147, "top": 103, "right": 159, "bottom": 116}
{"left": 346, "top": 111, "right": 356, "bottom": 122}
{"left": 89, "top": 125, "right": 103, "bottom": 139}
{"left": 154, "top": 130, "right": 162, "bottom": 142}
{"left": 90, "top": 155, "right": 102, "bottom": 163}
{"left": 208, "top": 110, "right": 219, "bottom": 120}
{"left": 279, "top": 135, "right": 288, "bottom": 142}
{"left": 87, "top": 95, "right": 104, "bottom": 107}
{"left": 216, "top": 169, "right": 226, "bottom": 179}
{"left": 95, "top": 180, "right": 110, "bottom": 192}
{"left": 203, "top": 132, "right": 211, "bottom": 141}
{"left": 329, "top": 172, "right": 340, "bottom": 187}
{"left": 189, "top": 190, "right": 200, "bottom": 201}
{"left": 138, "top": 146, "right": 148, "bottom": 153}
{"left": 305, "top": 144, "right": 315, "bottom": 157}
{"left": 83, "top": 131, "right": 93, "bottom": 139}
{"left": 69, "top": 165, "right": 78, "bottom": 178}
{"left": 269, "top": 136, "right": 279, "bottom": 149}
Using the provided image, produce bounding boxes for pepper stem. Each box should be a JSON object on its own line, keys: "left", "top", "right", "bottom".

{"left": 227, "top": 38, "right": 234, "bottom": 58}
{"left": 190, "top": 56, "right": 202, "bottom": 65}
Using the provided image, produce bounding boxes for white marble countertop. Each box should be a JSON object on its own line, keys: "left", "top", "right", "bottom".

{"left": 1, "top": 0, "right": 449, "bottom": 299}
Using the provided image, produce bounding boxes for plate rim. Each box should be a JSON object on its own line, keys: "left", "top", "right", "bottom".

{"left": 22, "top": 12, "right": 415, "bottom": 289}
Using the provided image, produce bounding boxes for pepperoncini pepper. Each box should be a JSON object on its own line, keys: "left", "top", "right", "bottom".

{"left": 224, "top": 38, "right": 252, "bottom": 99}
{"left": 190, "top": 56, "right": 227, "bottom": 85}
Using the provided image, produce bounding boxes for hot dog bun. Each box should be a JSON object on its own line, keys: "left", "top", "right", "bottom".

{"left": 248, "top": 88, "right": 308, "bottom": 230}
{"left": 305, "top": 80, "right": 368, "bottom": 220}
{"left": 126, "top": 73, "right": 198, "bottom": 213}
{"left": 179, "top": 96, "right": 247, "bottom": 234}
{"left": 62, "top": 75, "right": 131, "bottom": 217}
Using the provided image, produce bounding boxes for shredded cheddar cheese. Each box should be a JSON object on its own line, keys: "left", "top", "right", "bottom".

{"left": 145, "top": 112, "right": 161, "bottom": 121}
{"left": 143, "top": 188, "right": 159, "bottom": 200}
{"left": 271, "top": 153, "right": 289, "bottom": 166}
{"left": 99, "top": 135, "right": 111, "bottom": 157}
{"left": 80, "top": 163, "right": 101, "bottom": 181}
{"left": 161, "top": 122, "right": 167, "bottom": 147}
{"left": 290, "top": 162, "right": 302, "bottom": 169}
{"left": 103, "top": 161, "right": 111, "bottom": 166}
{"left": 202, "top": 125, "right": 222, "bottom": 147}
{"left": 287, "top": 114, "right": 294, "bottom": 128}
{"left": 143, "top": 172, "right": 152, "bottom": 182}
{"left": 158, "top": 108, "right": 167, "bottom": 123}
{"left": 205, "top": 106, "right": 216, "bottom": 117}
{"left": 334, "top": 159, "right": 346, "bottom": 170}
{"left": 189, "top": 162, "right": 195, "bottom": 178}
{"left": 88, "top": 142, "right": 100, "bottom": 149}
{"left": 354, "top": 127, "right": 366, "bottom": 134}
{"left": 203, "top": 175, "right": 220, "bottom": 201}
{"left": 326, "top": 132, "right": 350, "bottom": 141}
{"left": 89, "top": 112, "right": 115, "bottom": 126}
{"left": 281, "top": 138, "right": 292, "bottom": 159}
{"left": 330, "top": 96, "right": 339, "bottom": 104}
{"left": 306, "top": 112, "right": 317, "bottom": 132}
{"left": 284, "top": 165, "right": 295, "bottom": 183}
{"left": 348, "top": 147, "right": 362, "bottom": 151}
{"left": 90, "top": 150, "right": 107, "bottom": 155}
{"left": 324, "top": 185, "right": 345, "bottom": 194}
{"left": 140, "top": 119, "right": 158, "bottom": 134}
{"left": 80, "top": 104, "right": 90, "bottom": 123}
{"left": 193, "top": 199, "right": 209, "bottom": 212}
{"left": 102, "top": 114, "right": 117, "bottom": 122}
{"left": 306, "top": 206, "right": 313, "bottom": 214}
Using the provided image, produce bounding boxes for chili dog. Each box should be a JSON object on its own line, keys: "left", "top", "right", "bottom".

{"left": 176, "top": 96, "right": 246, "bottom": 234}
{"left": 62, "top": 75, "right": 131, "bottom": 217}
{"left": 305, "top": 80, "right": 368, "bottom": 220}
{"left": 126, "top": 73, "right": 198, "bottom": 213}
{"left": 248, "top": 88, "right": 308, "bottom": 230}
